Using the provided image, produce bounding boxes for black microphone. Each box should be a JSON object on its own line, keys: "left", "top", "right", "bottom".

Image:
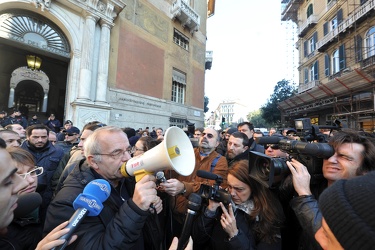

{"left": 14, "top": 192, "right": 42, "bottom": 218}
{"left": 256, "top": 136, "right": 282, "bottom": 145}
{"left": 177, "top": 193, "right": 202, "bottom": 250}
{"left": 156, "top": 171, "right": 167, "bottom": 183}
{"left": 52, "top": 179, "right": 111, "bottom": 250}
{"left": 197, "top": 169, "right": 218, "bottom": 180}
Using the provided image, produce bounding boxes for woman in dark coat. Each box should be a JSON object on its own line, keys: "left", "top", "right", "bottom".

{"left": 192, "top": 160, "right": 285, "bottom": 250}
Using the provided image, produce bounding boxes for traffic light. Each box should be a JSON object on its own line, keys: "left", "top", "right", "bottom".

{"left": 222, "top": 116, "right": 225, "bottom": 125}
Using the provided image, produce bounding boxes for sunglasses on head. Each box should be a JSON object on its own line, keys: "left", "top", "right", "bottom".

{"left": 202, "top": 132, "right": 214, "bottom": 139}
{"left": 265, "top": 144, "right": 279, "bottom": 150}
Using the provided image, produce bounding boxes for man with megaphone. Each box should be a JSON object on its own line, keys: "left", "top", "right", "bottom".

{"left": 43, "top": 126, "right": 164, "bottom": 250}
{"left": 158, "top": 127, "right": 229, "bottom": 244}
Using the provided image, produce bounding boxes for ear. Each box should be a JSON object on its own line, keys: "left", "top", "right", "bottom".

{"left": 243, "top": 146, "right": 249, "bottom": 152}
{"left": 87, "top": 155, "right": 99, "bottom": 170}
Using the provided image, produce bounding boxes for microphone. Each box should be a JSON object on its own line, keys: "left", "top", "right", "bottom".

{"left": 256, "top": 136, "right": 282, "bottom": 145}
{"left": 14, "top": 192, "right": 42, "bottom": 218}
{"left": 156, "top": 171, "right": 167, "bottom": 183}
{"left": 53, "top": 179, "right": 111, "bottom": 250}
{"left": 177, "top": 193, "right": 202, "bottom": 250}
{"left": 197, "top": 169, "right": 219, "bottom": 181}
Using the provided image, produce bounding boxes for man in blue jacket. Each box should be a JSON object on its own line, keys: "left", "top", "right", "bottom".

{"left": 21, "top": 124, "right": 64, "bottom": 222}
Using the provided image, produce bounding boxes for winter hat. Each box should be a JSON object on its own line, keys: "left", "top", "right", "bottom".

{"left": 318, "top": 171, "right": 375, "bottom": 250}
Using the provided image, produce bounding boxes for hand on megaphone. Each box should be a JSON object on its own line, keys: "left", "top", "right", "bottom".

{"left": 132, "top": 174, "right": 159, "bottom": 211}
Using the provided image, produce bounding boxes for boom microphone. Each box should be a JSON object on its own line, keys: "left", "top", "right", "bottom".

{"left": 197, "top": 169, "right": 219, "bottom": 181}
{"left": 52, "top": 179, "right": 111, "bottom": 250}
{"left": 177, "top": 193, "right": 202, "bottom": 250}
{"left": 255, "top": 136, "right": 282, "bottom": 145}
{"left": 14, "top": 192, "right": 42, "bottom": 218}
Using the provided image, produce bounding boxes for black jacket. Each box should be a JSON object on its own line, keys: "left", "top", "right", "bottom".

{"left": 192, "top": 206, "right": 281, "bottom": 250}
{"left": 43, "top": 161, "right": 162, "bottom": 250}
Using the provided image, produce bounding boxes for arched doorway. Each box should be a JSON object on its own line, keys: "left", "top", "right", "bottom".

{"left": 0, "top": 10, "right": 69, "bottom": 122}
{"left": 8, "top": 66, "right": 50, "bottom": 118}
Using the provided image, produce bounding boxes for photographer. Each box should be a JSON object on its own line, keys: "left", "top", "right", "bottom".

{"left": 287, "top": 129, "right": 375, "bottom": 250}
{"left": 192, "top": 160, "right": 284, "bottom": 250}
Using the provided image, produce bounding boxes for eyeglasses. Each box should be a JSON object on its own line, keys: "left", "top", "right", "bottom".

{"left": 202, "top": 133, "right": 214, "bottom": 139}
{"left": 133, "top": 147, "right": 145, "bottom": 152}
{"left": 19, "top": 167, "right": 44, "bottom": 179}
{"left": 265, "top": 144, "right": 279, "bottom": 150}
{"left": 94, "top": 147, "right": 132, "bottom": 159}
{"left": 65, "top": 133, "right": 77, "bottom": 136}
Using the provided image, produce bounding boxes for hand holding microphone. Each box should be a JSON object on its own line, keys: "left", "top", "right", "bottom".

{"left": 52, "top": 179, "right": 111, "bottom": 250}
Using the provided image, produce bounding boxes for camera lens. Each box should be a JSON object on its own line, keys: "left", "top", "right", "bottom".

{"left": 254, "top": 157, "right": 271, "bottom": 181}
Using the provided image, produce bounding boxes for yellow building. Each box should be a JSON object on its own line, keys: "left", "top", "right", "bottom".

{"left": 0, "top": 0, "right": 213, "bottom": 129}
{"left": 280, "top": 0, "right": 375, "bottom": 132}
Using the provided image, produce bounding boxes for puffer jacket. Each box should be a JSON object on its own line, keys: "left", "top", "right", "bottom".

{"left": 43, "top": 161, "right": 161, "bottom": 250}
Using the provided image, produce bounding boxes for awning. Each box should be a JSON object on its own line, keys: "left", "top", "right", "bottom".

{"left": 278, "top": 68, "right": 375, "bottom": 111}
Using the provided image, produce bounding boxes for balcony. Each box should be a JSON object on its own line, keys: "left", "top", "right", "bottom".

{"left": 171, "top": 0, "right": 200, "bottom": 33}
{"left": 298, "top": 15, "right": 318, "bottom": 37}
{"left": 298, "top": 80, "right": 320, "bottom": 93}
{"left": 205, "top": 51, "right": 213, "bottom": 70}
{"left": 317, "top": 0, "right": 375, "bottom": 51}
{"left": 281, "top": 0, "right": 304, "bottom": 22}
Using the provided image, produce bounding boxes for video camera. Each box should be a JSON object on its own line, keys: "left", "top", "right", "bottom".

{"left": 250, "top": 118, "right": 339, "bottom": 189}
{"left": 197, "top": 170, "right": 231, "bottom": 206}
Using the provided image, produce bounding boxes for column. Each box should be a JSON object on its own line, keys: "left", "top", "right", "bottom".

{"left": 95, "top": 21, "right": 112, "bottom": 103}
{"left": 8, "top": 87, "right": 14, "bottom": 108}
{"left": 42, "top": 92, "right": 48, "bottom": 112}
{"left": 77, "top": 14, "right": 98, "bottom": 101}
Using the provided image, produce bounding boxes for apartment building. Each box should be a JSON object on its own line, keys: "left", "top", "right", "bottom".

{"left": 280, "top": 0, "right": 375, "bottom": 132}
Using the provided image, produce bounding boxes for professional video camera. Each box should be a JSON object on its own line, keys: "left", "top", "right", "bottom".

{"left": 250, "top": 118, "right": 339, "bottom": 189}
{"left": 197, "top": 170, "right": 231, "bottom": 206}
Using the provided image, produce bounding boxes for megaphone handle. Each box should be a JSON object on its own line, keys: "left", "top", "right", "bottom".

{"left": 134, "top": 169, "right": 154, "bottom": 182}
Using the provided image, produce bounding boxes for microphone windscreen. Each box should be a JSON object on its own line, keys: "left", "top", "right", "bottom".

{"left": 14, "top": 192, "right": 42, "bottom": 218}
{"left": 196, "top": 170, "right": 217, "bottom": 180}
{"left": 156, "top": 171, "right": 165, "bottom": 181}
{"left": 256, "top": 136, "right": 282, "bottom": 145}
{"left": 187, "top": 193, "right": 201, "bottom": 211}
{"left": 83, "top": 179, "right": 111, "bottom": 202}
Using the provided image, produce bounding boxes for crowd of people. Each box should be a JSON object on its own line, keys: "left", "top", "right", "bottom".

{"left": 0, "top": 113, "right": 374, "bottom": 250}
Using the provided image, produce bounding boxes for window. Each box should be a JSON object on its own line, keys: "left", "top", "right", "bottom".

{"left": 304, "top": 32, "right": 317, "bottom": 57}
{"left": 169, "top": 117, "right": 185, "bottom": 128}
{"left": 332, "top": 49, "right": 340, "bottom": 74}
{"left": 312, "top": 61, "right": 319, "bottom": 80}
{"left": 355, "top": 35, "right": 363, "bottom": 62}
{"left": 172, "top": 68, "right": 186, "bottom": 104}
{"left": 304, "top": 68, "right": 309, "bottom": 83}
{"left": 331, "top": 45, "right": 346, "bottom": 73}
{"left": 324, "top": 54, "right": 331, "bottom": 76}
{"left": 307, "top": 4, "right": 313, "bottom": 18}
{"left": 365, "top": 27, "right": 375, "bottom": 58}
{"left": 323, "top": 9, "right": 342, "bottom": 36}
{"left": 173, "top": 29, "right": 189, "bottom": 50}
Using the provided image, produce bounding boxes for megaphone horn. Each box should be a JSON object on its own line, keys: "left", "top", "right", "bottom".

{"left": 120, "top": 126, "right": 195, "bottom": 182}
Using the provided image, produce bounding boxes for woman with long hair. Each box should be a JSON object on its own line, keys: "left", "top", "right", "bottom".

{"left": 192, "top": 159, "right": 284, "bottom": 250}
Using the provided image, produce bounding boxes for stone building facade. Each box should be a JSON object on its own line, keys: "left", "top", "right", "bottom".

{"left": 0, "top": 0, "right": 209, "bottom": 130}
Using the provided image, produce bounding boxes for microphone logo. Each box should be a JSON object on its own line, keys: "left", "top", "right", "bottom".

{"left": 72, "top": 208, "right": 87, "bottom": 227}
{"left": 90, "top": 180, "right": 110, "bottom": 194}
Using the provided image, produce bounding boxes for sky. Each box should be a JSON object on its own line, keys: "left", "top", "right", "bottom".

{"left": 204, "top": 0, "right": 298, "bottom": 114}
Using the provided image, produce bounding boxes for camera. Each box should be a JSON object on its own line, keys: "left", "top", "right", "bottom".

{"left": 251, "top": 118, "right": 338, "bottom": 189}
{"left": 197, "top": 170, "right": 231, "bottom": 206}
